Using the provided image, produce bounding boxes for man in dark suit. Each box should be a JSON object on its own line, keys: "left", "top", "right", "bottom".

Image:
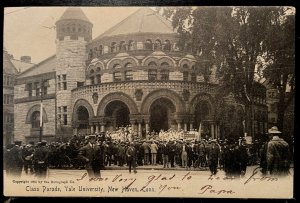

{"left": 7, "top": 141, "right": 24, "bottom": 177}
{"left": 78, "top": 135, "right": 102, "bottom": 178}
{"left": 126, "top": 142, "right": 137, "bottom": 173}
{"left": 33, "top": 140, "right": 49, "bottom": 178}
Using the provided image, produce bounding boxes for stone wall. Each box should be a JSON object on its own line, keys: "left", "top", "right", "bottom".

{"left": 14, "top": 98, "right": 55, "bottom": 143}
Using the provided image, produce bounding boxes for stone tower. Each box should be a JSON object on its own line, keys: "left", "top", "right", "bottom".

{"left": 55, "top": 8, "right": 93, "bottom": 137}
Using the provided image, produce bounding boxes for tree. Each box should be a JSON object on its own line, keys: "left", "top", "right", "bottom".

{"left": 163, "top": 7, "right": 281, "bottom": 137}
{"left": 262, "top": 8, "right": 295, "bottom": 132}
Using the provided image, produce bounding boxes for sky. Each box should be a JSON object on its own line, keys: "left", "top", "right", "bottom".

{"left": 3, "top": 7, "right": 140, "bottom": 64}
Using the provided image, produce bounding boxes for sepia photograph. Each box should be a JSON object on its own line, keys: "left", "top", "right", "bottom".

{"left": 3, "top": 6, "right": 295, "bottom": 198}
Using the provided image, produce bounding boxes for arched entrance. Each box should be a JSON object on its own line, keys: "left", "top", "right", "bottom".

{"left": 77, "top": 106, "right": 90, "bottom": 134}
{"left": 194, "top": 100, "right": 211, "bottom": 136}
{"left": 149, "top": 98, "right": 176, "bottom": 133}
{"left": 105, "top": 100, "right": 130, "bottom": 129}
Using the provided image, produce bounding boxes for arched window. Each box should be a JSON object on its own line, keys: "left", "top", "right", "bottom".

{"left": 154, "top": 39, "right": 162, "bottom": 50}
{"left": 145, "top": 39, "right": 153, "bottom": 50}
{"left": 163, "top": 40, "right": 171, "bottom": 51}
{"left": 128, "top": 40, "right": 135, "bottom": 51}
{"left": 161, "top": 62, "right": 169, "bottom": 68}
{"left": 148, "top": 69, "right": 157, "bottom": 81}
{"left": 161, "top": 70, "right": 169, "bottom": 81}
{"left": 111, "top": 42, "right": 117, "bottom": 53}
{"left": 119, "top": 41, "right": 127, "bottom": 51}
{"left": 148, "top": 61, "right": 157, "bottom": 67}
{"left": 124, "top": 62, "right": 133, "bottom": 68}
{"left": 113, "top": 64, "right": 121, "bottom": 69}
{"left": 31, "top": 111, "right": 40, "bottom": 128}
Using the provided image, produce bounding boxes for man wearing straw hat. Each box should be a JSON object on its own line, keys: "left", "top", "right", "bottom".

{"left": 267, "top": 126, "right": 290, "bottom": 176}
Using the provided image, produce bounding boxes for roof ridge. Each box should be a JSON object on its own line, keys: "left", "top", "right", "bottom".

{"left": 94, "top": 8, "right": 142, "bottom": 41}
{"left": 17, "top": 55, "right": 56, "bottom": 77}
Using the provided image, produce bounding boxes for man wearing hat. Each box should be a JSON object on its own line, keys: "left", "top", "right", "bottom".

{"left": 267, "top": 126, "right": 290, "bottom": 176}
{"left": 126, "top": 142, "right": 137, "bottom": 173}
{"left": 33, "top": 140, "right": 49, "bottom": 178}
{"left": 78, "top": 135, "right": 102, "bottom": 178}
{"left": 22, "top": 142, "right": 35, "bottom": 175}
{"left": 8, "top": 141, "right": 24, "bottom": 177}
{"left": 207, "top": 140, "right": 220, "bottom": 175}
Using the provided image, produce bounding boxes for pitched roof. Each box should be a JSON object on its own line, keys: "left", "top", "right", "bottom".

{"left": 93, "top": 8, "right": 176, "bottom": 41}
{"left": 58, "top": 7, "right": 91, "bottom": 23}
{"left": 11, "top": 59, "right": 36, "bottom": 73}
{"left": 17, "top": 55, "right": 56, "bottom": 78}
{"left": 3, "top": 50, "right": 18, "bottom": 75}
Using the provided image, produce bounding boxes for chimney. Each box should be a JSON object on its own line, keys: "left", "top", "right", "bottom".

{"left": 20, "top": 56, "right": 31, "bottom": 63}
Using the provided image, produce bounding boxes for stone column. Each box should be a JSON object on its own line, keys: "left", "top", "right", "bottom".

{"left": 184, "top": 123, "right": 187, "bottom": 131}
{"left": 190, "top": 123, "right": 193, "bottom": 131}
{"left": 100, "top": 124, "right": 105, "bottom": 133}
{"left": 177, "top": 121, "right": 181, "bottom": 131}
{"left": 95, "top": 125, "right": 99, "bottom": 134}
{"left": 138, "top": 122, "right": 142, "bottom": 138}
{"left": 90, "top": 125, "right": 94, "bottom": 134}
{"left": 145, "top": 123, "right": 149, "bottom": 134}
{"left": 211, "top": 123, "right": 215, "bottom": 139}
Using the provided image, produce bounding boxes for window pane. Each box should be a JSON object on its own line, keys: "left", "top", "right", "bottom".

{"left": 63, "top": 82, "right": 67, "bottom": 90}
{"left": 63, "top": 106, "right": 67, "bottom": 112}
{"left": 96, "top": 75, "right": 101, "bottom": 84}
{"left": 114, "top": 72, "right": 122, "bottom": 82}
{"left": 161, "top": 70, "right": 169, "bottom": 80}
{"left": 125, "top": 71, "right": 133, "bottom": 81}
{"left": 148, "top": 69, "right": 157, "bottom": 81}
{"left": 183, "top": 71, "right": 189, "bottom": 81}
{"left": 63, "top": 114, "right": 67, "bottom": 125}
{"left": 191, "top": 73, "right": 196, "bottom": 82}
{"left": 62, "top": 74, "right": 66, "bottom": 80}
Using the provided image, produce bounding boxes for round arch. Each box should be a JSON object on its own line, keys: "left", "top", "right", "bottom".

{"left": 97, "top": 92, "right": 139, "bottom": 116}
{"left": 25, "top": 104, "right": 48, "bottom": 124}
{"left": 159, "top": 56, "right": 175, "bottom": 67}
{"left": 121, "top": 57, "right": 138, "bottom": 68}
{"left": 189, "top": 93, "right": 215, "bottom": 117}
{"left": 72, "top": 99, "right": 95, "bottom": 122}
{"left": 179, "top": 58, "right": 192, "bottom": 68}
{"left": 140, "top": 89, "right": 186, "bottom": 115}
{"left": 142, "top": 57, "right": 160, "bottom": 66}
{"left": 106, "top": 58, "right": 122, "bottom": 69}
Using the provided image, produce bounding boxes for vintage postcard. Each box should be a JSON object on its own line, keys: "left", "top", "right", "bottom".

{"left": 3, "top": 6, "right": 294, "bottom": 198}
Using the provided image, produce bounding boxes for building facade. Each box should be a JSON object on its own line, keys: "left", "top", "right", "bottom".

{"left": 3, "top": 48, "right": 19, "bottom": 145}
{"left": 14, "top": 8, "right": 268, "bottom": 143}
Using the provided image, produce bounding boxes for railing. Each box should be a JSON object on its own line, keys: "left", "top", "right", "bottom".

{"left": 71, "top": 80, "right": 218, "bottom": 98}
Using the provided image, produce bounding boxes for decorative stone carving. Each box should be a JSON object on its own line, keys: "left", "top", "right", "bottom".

{"left": 92, "top": 92, "right": 99, "bottom": 104}
{"left": 182, "top": 89, "right": 190, "bottom": 101}
{"left": 135, "top": 89, "right": 143, "bottom": 101}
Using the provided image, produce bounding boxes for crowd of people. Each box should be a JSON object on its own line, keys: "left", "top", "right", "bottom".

{"left": 4, "top": 126, "right": 292, "bottom": 179}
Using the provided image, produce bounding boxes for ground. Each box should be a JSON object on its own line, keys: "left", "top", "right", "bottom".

{"left": 4, "top": 166, "right": 294, "bottom": 198}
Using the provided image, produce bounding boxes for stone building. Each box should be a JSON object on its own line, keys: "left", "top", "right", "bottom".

{"left": 3, "top": 48, "right": 19, "bottom": 145}
{"left": 14, "top": 8, "right": 268, "bottom": 143}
